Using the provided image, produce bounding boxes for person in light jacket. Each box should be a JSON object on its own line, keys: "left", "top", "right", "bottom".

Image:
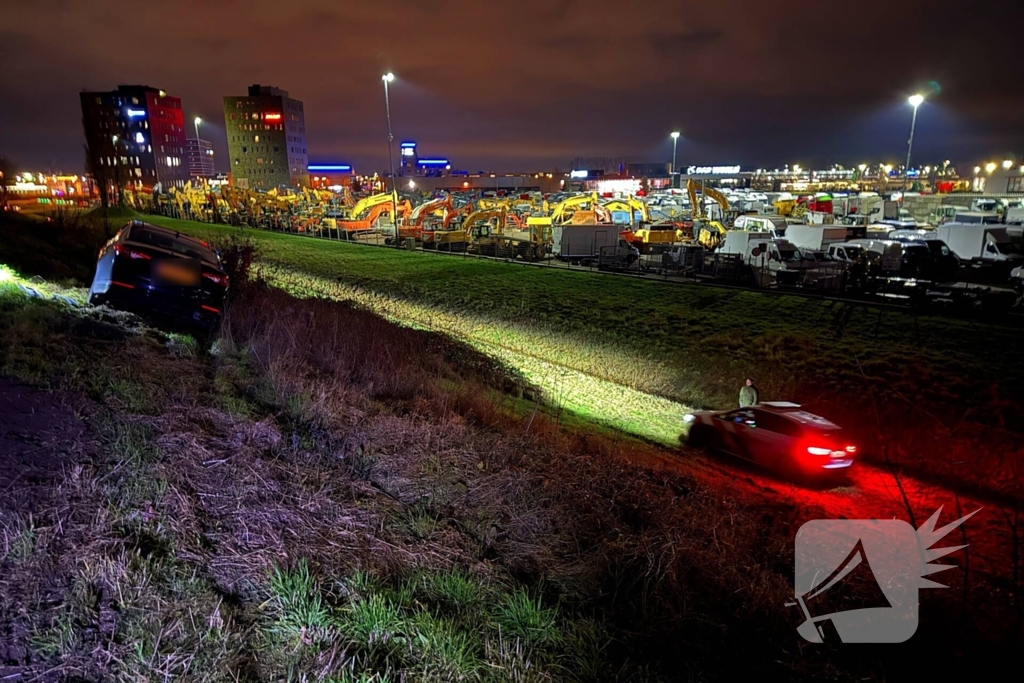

{"left": 739, "top": 378, "right": 759, "bottom": 407}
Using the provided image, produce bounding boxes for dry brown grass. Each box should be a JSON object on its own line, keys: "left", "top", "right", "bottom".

{"left": 0, "top": 274, "right": 1019, "bottom": 681}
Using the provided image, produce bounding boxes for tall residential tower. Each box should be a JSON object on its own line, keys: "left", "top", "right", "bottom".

{"left": 80, "top": 85, "right": 189, "bottom": 192}
{"left": 223, "top": 85, "right": 308, "bottom": 188}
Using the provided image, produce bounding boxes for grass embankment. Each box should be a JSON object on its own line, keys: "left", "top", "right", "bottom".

{"left": 138, "top": 214, "right": 1024, "bottom": 501}
{"left": 0, "top": 239, "right": 1018, "bottom": 680}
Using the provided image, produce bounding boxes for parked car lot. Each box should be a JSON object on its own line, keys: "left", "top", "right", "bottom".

{"left": 88, "top": 221, "right": 228, "bottom": 334}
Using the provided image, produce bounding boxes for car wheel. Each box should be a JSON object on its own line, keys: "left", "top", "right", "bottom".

{"left": 688, "top": 424, "right": 714, "bottom": 448}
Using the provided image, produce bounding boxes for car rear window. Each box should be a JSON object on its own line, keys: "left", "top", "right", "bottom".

{"left": 127, "top": 226, "right": 219, "bottom": 264}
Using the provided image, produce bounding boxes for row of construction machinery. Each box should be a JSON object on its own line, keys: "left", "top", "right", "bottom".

{"left": 156, "top": 177, "right": 741, "bottom": 261}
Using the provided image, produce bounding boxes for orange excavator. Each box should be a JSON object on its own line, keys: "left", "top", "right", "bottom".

{"left": 424, "top": 201, "right": 475, "bottom": 249}
{"left": 400, "top": 195, "right": 454, "bottom": 242}
{"left": 335, "top": 193, "right": 412, "bottom": 233}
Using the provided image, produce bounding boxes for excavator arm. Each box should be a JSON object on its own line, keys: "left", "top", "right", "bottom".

{"left": 411, "top": 195, "right": 453, "bottom": 225}
{"left": 550, "top": 192, "right": 601, "bottom": 224}
{"left": 442, "top": 202, "right": 475, "bottom": 229}
{"left": 462, "top": 208, "right": 508, "bottom": 237}
{"left": 349, "top": 192, "right": 397, "bottom": 219}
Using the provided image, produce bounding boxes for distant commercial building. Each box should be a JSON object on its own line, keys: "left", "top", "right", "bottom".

{"left": 396, "top": 140, "right": 452, "bottom": 177}
{"left": 399, "top": 141, "right": 418, "bottom": 175}
{"left": 223, "top": 84, "right": 308, "bottom": 189}
{"left": 308, "top": 164, "right": 353, "bottom": 190}
{"left": 80, "top": 84, "right": 189, "bottom": 192}
{"left": 186, "top": 138, "right": 215, "bottom": 179}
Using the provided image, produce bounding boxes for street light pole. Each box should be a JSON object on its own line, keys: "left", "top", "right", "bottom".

{"left": 905, "top": 94, "right": 924, "bottom": 191}
{"left": 670, "top": 131, "right": 680, "bottom": 189}
{"left": 382, "top": 72, "right": 399, "bottom": 247}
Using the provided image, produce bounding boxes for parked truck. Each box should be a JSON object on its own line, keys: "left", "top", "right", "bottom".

{"left": 784, "top": 225, "right": 848, "bottom": 252}
{"left": 556, "top": 224, "right": 622, "bottom": 263}
{"left": 597, "top": 244, "right": 641, "bottom": 271}
{"left": 719, "top": 231, "right": 805, "bottom": 284}
{"left": 934, "top": 223, "right": 1024, "bottom": 265}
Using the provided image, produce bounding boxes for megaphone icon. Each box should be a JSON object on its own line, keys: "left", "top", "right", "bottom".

{"left": 793, "top": 509, "right": 980, "bottom": 644}
{"left": 793, "top": 538, "right": 892, "bottom": 643}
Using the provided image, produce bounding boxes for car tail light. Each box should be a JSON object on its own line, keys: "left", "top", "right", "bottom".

{"left": 845, "top": 445, "right": 857, "bottom": 454}
{"left": 202, "top": 272, "right": 229, "bottom": 287}
{"left": 114, "top": 243, "right": 151, "bottom": 260}
{"left": 806, "top": 446, "right": 832, "bottom": 456}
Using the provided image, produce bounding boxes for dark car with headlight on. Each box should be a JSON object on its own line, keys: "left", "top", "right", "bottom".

{"left": 89, "top": 221, "right": 228, "bottom": 333}
{"left": 680, "top": 401, "right": 856, "bottom": 475}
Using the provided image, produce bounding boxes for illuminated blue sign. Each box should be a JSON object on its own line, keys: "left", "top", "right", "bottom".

{"left": 400, "top": 141, "right": 417, "bottom": 148}
{"left": 308, "top": 165, "right": 352, "bottom": 172}
{"left": 417, "top": 159, "right": 449, "bottom": 166}
{"left": 127, "top": 109, "right": 146, "bottom": 118}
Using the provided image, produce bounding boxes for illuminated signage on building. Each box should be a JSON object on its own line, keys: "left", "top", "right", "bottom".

{"left": 127, "top": 109, "right": 146, "bottom": 117}
{"left": 265, "top": 113, "right": 282, "bottom": 121}
{"left": 686, "top": 165, "right": 741, "bottom": 175}
{"left": 308, "top": 165, "right": 352, "bottom": 172}
{"left": 569, "top": 170, "right": 589, "bottom": 179}
{"left": 417, "top": 159, "right": 449, "bottom": 166}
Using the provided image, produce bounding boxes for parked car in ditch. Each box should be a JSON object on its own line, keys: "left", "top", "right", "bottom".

{"left": 89, "top": 221, "right": 228, "bottom": 334}
{"left": 680, "top": 401, "right": 857, "bottom": 476}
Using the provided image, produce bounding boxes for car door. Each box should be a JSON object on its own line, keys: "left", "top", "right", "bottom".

{"left": 743, "top": 411, "right": 796, "bottom": 469}
{"left": 713, "top": 409, "right": 757, "bottom": 461}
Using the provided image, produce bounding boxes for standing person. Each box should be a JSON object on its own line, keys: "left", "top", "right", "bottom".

{"left": 739, "top": 378, "right": 759, "bottom": 407}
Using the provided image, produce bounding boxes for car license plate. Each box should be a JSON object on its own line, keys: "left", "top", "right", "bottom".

{"left": 153, "top": 258, "right": 200, "bottom": 286}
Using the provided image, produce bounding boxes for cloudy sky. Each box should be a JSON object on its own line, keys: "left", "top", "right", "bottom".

{"left": 1, "top": 0, "right": 1021, "bottom": 174}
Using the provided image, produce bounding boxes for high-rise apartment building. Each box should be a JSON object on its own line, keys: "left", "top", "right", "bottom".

{"left": 186, "top": 138, "right": 215, "bottom": 179}
{"left": 80, "top": 85, "right": 189, "bottom": 192}
{"left": 223, "top": 84, "right": 308, "bottom": 189}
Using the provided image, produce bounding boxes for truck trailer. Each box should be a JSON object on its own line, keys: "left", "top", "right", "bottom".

{"left": 784, "top": 225, "right": 848, "bottom": 252}
{"left": 934, "top": 223, "right": 1023, "bottom": 265}
{"left": 556, "top": 224, "right": 623, "bottom": 262}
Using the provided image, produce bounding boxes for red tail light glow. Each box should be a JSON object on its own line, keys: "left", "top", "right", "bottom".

{"left": 202, "top": 272, "right": 229, "bottom": 287}
{"left": 807, "top": 446, "right": 832, "bottom": 456}
{"left": 845, "top": 445, "right": 857, "bottom": 454}
{"left": 114, "top": 243, "right": 151, "bottom": 260}
{"left": 201, "top": 304, "right": 221, "bottom": 314}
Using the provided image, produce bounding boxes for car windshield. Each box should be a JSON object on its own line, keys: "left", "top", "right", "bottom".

{"left": 926, "top": 241, "right": 951, "bottom": 256}
{"left": 127, "top": 226, "right": 219, "bottom": 263}
{"left": 778, "top": 248, "right": 802, "bottom": 262}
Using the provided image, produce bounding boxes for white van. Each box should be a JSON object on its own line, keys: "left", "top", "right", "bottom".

{"left": 733, "top": 214, "right": 788, "bottom": 237}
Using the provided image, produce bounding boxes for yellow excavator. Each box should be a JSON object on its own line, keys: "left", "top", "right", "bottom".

{"left": 427, "top": 202, "right": 475, "bottom": 249}
{"left": 347, "top": 192, "right": 398, "bottom": 220}
{"left": 549, "top": 192, "right": 605, "bottom": 224}
{"left": 687, "top": 178, "right": 728, "bottom": 250}
{"left": 461, "top": 208, "right": 551, "bottom": 260}
{"left": 602, "top": 197, "right": 651, "bottom": 224}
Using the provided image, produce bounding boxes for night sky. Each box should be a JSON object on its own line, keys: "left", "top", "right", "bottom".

{"left": 2, "top": 0, "right": 1021, "bottom": 174}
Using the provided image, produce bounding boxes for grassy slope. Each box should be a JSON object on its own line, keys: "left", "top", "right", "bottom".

{"left": 137, "top": 214, "right": 1024, "bottom": 498}
{"left": 2, "top": 282, "right": 1014, "bottom": 682}
{"left": 140, "top": 215, "right": 1023, "bottom": 402}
